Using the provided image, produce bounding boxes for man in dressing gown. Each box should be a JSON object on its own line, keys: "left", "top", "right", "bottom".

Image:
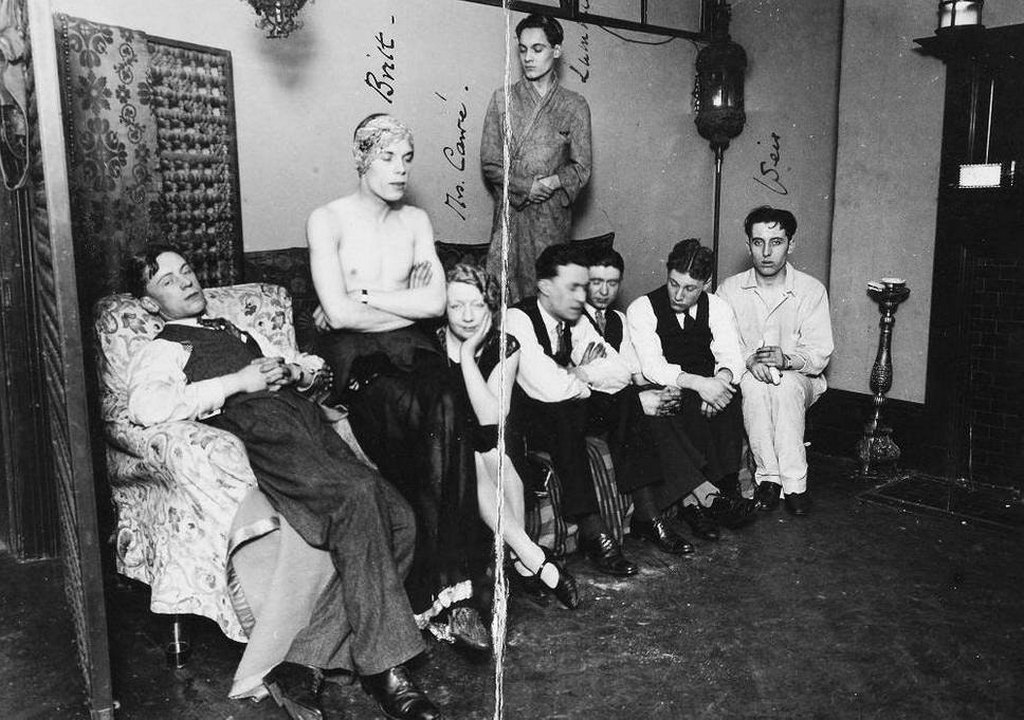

{"left": 481, "top": 13, "right": 592, "bottom": 304}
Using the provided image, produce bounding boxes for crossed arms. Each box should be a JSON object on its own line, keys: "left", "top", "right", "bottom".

{"left": 307, "top": 205, "right": 446, "bottom": 333}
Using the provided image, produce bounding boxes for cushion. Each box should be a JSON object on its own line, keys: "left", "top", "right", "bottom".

{"left": 435, "top": 241, "right": 490, "bottom": 273}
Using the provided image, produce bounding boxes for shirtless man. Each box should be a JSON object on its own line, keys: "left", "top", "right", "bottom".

{"left": 308, "top": 114, "right": 489, "bottom": 650}
{"left": 307, "top": 116, "right": 445, "bottom": 334}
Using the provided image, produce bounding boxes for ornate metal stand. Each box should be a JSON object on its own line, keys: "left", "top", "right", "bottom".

{"left": 856, "top": 282, "right": 911, "bottom": 476}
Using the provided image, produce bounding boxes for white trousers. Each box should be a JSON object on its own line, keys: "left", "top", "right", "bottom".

{"left": 740, "top": 371, "right": 824, "bottom": 495}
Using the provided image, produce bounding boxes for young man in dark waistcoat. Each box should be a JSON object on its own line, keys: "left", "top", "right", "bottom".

{"left": 625, "top": 239, "right": 754, "bottom": 545}
{"left": 506, "top": 243, "right": 638, "bottom": 576}
{"left": 584, "top": 249, "right": 696, "bottom": 555}
{"left": 124, "top": 246, "right": 440, "bottom": 720}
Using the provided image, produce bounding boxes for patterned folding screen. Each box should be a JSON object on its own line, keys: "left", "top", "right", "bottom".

{"left": 146, "top": 36, "right": 244, "bottom": 286}
{"left": 54, "top": 14, "right": 243, "bottom": 312}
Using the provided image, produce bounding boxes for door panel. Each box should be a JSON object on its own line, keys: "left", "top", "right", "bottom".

{"left": 25, "top": 2, "right": 114, "bottom": 717}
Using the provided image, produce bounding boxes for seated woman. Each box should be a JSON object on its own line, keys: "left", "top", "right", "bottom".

{"left": 442, "top": 264, "right": 579, "bottom": 610}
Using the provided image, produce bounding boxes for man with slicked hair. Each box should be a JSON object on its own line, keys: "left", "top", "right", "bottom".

{"left": 507, "top": 243, "right": 638, "bottom": 577}
{"left": 124, "top": 244, "right": 441, "bottom": 720}
{"left": 717, "top": 206, "right": 833, "bottom": 517}
{"left": 626, "top": 239, "right": 753, "bottom": 548}
{"left": 481, "top": 13, "right": 593, "bottom": 303}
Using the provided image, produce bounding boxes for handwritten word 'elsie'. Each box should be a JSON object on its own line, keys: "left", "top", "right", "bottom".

{"left": 753, "top": 131, "right": 788, "bottom": 195}
{"left": 365, "top": 17, "right": 397, "bottom": 104}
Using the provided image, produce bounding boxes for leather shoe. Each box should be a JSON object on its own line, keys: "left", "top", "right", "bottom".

{"left": 755, "top": 481, "right": 782, "bottom": 511}
{"left": 509, "top": 560, "right": 552, "bottom": 607}
{"left": 263, "top": 662, "right": 324, "bottom": 720}
{"left": 630, "top": 515, "right": 694, "bottom": 555}
{"left": 447, "top": 605, "right": 491, "bottom": 652}
{"left": 579, "top": 531, "right": 638, "bottom": 576}
{"left": 540, "top": 547, "right": 581, "bottom": 609}
{"left": 363, "top": 665, "right": 442, "bottom": 720}
{"left": 707, "top": 495, "right": 758, "bottom": 530}
{"left": 785, "top": 491, "right": 810, "bottom": 516}
{"left": 678, "top": 503, "right": 720, "bottom": 541}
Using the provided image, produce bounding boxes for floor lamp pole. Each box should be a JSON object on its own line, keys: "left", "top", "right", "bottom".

{"left": 711, "top": 144, "right": 724, "bottom": 291}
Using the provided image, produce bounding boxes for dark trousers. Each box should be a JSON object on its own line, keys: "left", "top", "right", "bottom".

{"left": 621, "top": 388, "right": 744, "bottom": 511}
{"left": 207, "top": 392, "right": 423, "bottom": 676}
{"left": 343, "top": 359, "right": 481, "bottom": 614}
{"left": 514, "top": 387, "right": 635, "bottom": 519}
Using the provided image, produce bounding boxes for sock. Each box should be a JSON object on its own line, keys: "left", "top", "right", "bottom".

{"left": 576, "top": 513, "right": 607, "bottom": 539}
{"left": 631, "top": 485, "right": 660, "bottom": 521}
{"left": 538, "top": 562, "right": 560, "bottom": 589}
{"left": 689, "top": 481, "right": 720, "bottom": 507}
{"left": 680, "top": 491, "right": 699, "bottom": 508}
{"left": 511, "top": 545, "right": 545, "bottom": 577}
{"left": 717, "top": 472, "right": 741, "bottom": 499}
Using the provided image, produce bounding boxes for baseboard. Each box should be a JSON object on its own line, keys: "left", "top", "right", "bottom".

{"left": 807, "top": 389, "right": 943, "bottom": 474}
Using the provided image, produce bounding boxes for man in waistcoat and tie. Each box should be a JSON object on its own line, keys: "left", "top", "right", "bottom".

{"left": 625, "top": 239, "right": 752, "bottom": 544}
{"left": 124, "top": 245, "right": 441, "bottom": 720}
{"left": 583, "top": 248, "right": 643, "bottom": 384}
{"left": 586, "top": 248, "right": 752, "bottom": 554}
{"left": 506, "top": 243, "right": 638, "bottom": 576}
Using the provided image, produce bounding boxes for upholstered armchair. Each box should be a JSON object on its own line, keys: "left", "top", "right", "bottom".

{"left": 93, "top": 282, "right": 360, "bottom": 656}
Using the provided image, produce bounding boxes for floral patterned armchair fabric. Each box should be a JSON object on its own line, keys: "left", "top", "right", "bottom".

{"left": 94, "top": 283, "right": 299, "bottom": 641}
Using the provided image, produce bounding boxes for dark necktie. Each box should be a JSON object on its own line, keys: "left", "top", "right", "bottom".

{"left": 682, "top": 308, "right": 694, "bottom": 331}
{"left": 596, "top": 309, "right": 607, "bottom": 335}
{"left": 554, "top": 321, "right": 572, "bottom": 367}
{"left": 199, "top": 316, "right": 247, "bottom": 343}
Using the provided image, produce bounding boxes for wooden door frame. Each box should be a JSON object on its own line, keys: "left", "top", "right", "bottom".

{"left": 27, "top": 2, "right": 114, "bottom": 717}
{"left": 918, "top": 24, "right": 1024, "bottom": 483}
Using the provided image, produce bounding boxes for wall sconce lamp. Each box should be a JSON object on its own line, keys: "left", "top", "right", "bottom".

{"left": 937, "top": 0, "right": 984, "bottom": 32}
{"left": 243, "top": 0, "right": 312, "bottom": 39}
{"left": 694, "top": 0, "right": 747, "bottom": 289}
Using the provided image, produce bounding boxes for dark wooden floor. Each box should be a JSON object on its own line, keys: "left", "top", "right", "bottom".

{"left": 3, "top": 455, "right": 1023, "bottom": 719}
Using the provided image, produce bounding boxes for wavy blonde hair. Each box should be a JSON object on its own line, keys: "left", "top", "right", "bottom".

{"left": 446, "top": 263, "right": 500, "bottom": 312}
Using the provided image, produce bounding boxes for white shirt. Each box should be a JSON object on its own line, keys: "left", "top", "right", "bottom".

{"left": 506, "top": 301, "right": 632, "bottom": 403}
{"left": 626, "top": 290, "right": 746, "bottom": 387}
{"left": 126, "top": 317, "right": 323, "bottom": 427}
{"left": 717, "top": 266, "right": 833, "bottom": 379}
{"left": 584, "top": 303, "right": 642, "bottom": 377}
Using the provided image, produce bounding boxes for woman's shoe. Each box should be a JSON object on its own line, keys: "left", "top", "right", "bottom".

{"left": 540, "top": 548, "right": 580, "bottom": 611}
{"left": 509, "top": 555, "right": 552, "bottom": 607}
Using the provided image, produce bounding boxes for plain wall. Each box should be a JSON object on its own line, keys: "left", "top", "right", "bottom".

{"left": 830, "top": 0, "right": 1024, "bottom": 402}
{"left": 715, "top": 0, "right": 843, "bottom": 285}
{"left": 580, "top": 0, "right": 845, "bottom": 304}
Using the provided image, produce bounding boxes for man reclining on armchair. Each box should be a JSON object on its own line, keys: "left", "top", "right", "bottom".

{"left": 123, "top": 244, "right": 441, "bottom": 720}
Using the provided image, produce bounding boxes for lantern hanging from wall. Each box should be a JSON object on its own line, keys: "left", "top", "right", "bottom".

{"left": 243, "top": 0, "right": 312, "bottom": 39}
{"left": 694, "top": 0, "right": 748, "bottom": 288}
{"left": 937, "top": 0, "right": 984, "bottom": 32}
